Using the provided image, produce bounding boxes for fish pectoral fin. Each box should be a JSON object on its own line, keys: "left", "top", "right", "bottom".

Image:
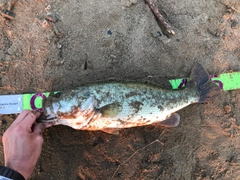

{"left": 100, "top": 128, "right": 120, "bottom": 135}
{"left": 98, "top": 103, "right": 122, "bottom": 118}
{"left": 157, "top": 113, "right": 180, "bottom": 127}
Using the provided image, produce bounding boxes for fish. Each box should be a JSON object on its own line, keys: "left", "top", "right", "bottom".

{"left": 39, "top": 63, "right": 221, "bottom": 134}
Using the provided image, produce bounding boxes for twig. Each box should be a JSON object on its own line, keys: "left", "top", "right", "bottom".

{"left": 111, "top": 130, "right": 165, "bottom": 180}
{"left": 145, "top": 0, "right": 175, "bottom": 38}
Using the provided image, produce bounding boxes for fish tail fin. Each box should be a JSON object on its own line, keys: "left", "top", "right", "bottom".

{"left": 188, "top": 63, "right": 221, "bottom": 103}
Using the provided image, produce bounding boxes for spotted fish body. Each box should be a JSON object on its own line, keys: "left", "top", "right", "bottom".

{"left": 41, "top": 64, "right": 221, "bottom": 134}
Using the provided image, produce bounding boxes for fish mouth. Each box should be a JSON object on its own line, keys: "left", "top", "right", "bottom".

{"left": 37, "top": 114, "right": 59, "bottom": 123}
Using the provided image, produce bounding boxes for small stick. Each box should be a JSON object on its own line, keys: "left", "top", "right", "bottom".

{"left": 145, "top": 0, "right": 175, "bottom": 38}
{"left": 111, "top": 130, "right": 166, "bottom": 180}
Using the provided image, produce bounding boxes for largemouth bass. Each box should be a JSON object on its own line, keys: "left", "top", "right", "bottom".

{"left": 39, "top": 63, "right": 221, "bottom": 134}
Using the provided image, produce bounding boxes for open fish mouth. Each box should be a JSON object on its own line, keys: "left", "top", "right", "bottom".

{"left": 37, "top": 114, "right": 59, "bottom": 123}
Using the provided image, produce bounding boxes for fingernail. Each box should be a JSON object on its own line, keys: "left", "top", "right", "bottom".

{"left": 32, "top": 109, "right": 42, "bottom": 114}
{"left": 31, "top": 110, "right": 37, "bottom": 114}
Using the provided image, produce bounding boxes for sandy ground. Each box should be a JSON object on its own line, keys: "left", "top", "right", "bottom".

{"left": 0, "top": 0, "right": 240, "bottom": 179}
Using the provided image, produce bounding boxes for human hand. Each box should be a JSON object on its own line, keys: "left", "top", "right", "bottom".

{"left": 2, "top": 110, "right": 44, "bottom": 180}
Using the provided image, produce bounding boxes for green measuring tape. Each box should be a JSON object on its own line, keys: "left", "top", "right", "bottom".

{"left": 170, "top": 72, "right": 240, "bottom": 91}
{"left": 0, "top": 72, "right": 240, "bottom": 114}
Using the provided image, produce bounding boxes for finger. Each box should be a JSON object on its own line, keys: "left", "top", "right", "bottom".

{"left": 20, "top": 111, "right": 38, "bottom": 127}
{"left": 32, "top": 111, "right": 41, "bottom": 119}
{"left": 11, "top": 110, "right": 31, "bottom": 126}
{"left": 42, "top": 123, "right": 53, "bottom": 129}
{"left": 32, "top": 123, "right": 43, "bottom": 136}
{"left": 32, "top": 124, "right": 44, "bottom": 145}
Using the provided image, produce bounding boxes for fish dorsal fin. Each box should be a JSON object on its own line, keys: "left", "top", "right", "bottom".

{"left": 98, "top": 103, "right": 122, "bottom": 118}
{"left": 158, "top": 113, "right": 180, "bottom": 127}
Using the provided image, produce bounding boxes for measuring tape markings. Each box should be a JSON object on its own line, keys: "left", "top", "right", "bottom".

{"left": 30, "top": 93, "right": 47, "bottom": 111}
{"left": 214, "top": 72, "right": 240, "bottom": 91}
{"left": 22, "top": 92, "right": 50, "bottom": 112}
{"left": 170, "top": 72, "right": 240, "bottom": 91}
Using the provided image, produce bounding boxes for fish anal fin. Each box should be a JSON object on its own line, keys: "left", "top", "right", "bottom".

{"left": 100, "top": 128, "right": 120, "bottom": 135}
{"left": 99, "top": 103, "right": 122, "bottom": 118}
{"left": 154, "top": 113, "right": 180, "bottom": 127}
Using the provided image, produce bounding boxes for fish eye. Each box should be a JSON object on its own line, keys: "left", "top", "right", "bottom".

{"left": 53, "top": 92, "right": 62, "bottom": 98}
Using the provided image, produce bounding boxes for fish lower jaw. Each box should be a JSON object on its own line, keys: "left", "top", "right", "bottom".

{"left": 44, "top": 114, "right": 58, "bottom": 121}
